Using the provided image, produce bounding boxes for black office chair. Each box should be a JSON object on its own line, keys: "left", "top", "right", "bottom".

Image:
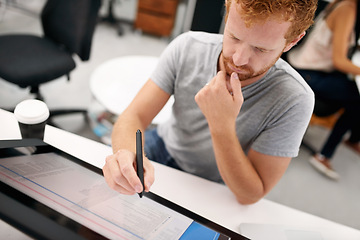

{"left": 0, "top": 0, "right": 101, "bottom": 126}
{"left": 101, "top": 0, "right": 125, "bottom": 36}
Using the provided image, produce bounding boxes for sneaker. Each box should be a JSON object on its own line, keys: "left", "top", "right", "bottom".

{"left": 309, "top": 154, "right": 340, "bottom": 180}
{"left": 344, "top": 140, "right": 360, "bottom": 155}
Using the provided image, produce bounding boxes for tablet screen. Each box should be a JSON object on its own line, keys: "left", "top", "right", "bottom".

{"left": 0, "top": 144, "right": 246, "bottom": 239}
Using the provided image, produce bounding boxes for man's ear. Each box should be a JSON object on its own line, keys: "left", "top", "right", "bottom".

{"left": 283, "top": 31, "right": 306, "bottom": 52}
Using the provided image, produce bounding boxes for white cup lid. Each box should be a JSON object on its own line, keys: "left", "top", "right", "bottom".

{"left": 14, "top": 99, "right": 50, "bottom": 124}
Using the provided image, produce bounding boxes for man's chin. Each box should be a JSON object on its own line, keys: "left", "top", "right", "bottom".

{"left": 237, "top": 73, "right": 252, "bottom": 81}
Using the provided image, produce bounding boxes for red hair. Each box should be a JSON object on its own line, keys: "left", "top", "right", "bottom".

{"left": 225, "top": 0, "right": 317, "bottom": 43}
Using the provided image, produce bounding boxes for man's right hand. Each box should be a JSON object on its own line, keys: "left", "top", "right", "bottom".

{"left": 102, "top": 149, "right": 155, "bottom": 195}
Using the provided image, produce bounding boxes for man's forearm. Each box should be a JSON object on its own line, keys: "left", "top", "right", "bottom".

{"left": 111, "top": 111, "right": 147, "bottom": 154}
{"left": 210, "top": 128, "right": 265, "bottom": 204}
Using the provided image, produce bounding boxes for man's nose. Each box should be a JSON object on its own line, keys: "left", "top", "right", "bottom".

{"left": 232, "top": 45, "right": 251, "bottom": 66}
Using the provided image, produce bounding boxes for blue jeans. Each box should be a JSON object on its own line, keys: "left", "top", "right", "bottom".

{"left": 144, "top": 128, "right": 182, "bottom": 170}
{"left": 297, "top": 69, "right": 360, "bottom": 158}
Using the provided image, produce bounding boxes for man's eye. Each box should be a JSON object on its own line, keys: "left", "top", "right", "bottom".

{"left": 255, "top": 47, "right": 267, "bottom": 53}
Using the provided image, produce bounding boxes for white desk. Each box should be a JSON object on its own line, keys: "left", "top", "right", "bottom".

{"left": 1, "top": 108, "right": 360, "bottom": 239}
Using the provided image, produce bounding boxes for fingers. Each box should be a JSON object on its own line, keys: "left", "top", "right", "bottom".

{"left": 230, "top": 72, "right": 244, "bottom": 103}
{"left": 103, "top": 150, "right": 153, "bottom": 195}
{"left": 214, "top": 71, "right": 227, "bottom": 87}
{"left": 120, "top": 157, "right": 143, "bottom": 193}
{"left": 143, "top": 157, "right": 155, "bottom": 192}
{"left": 206, "top": 71, "right": 233, "bottom": 94}
{"left": 103, "top": 152, "right": 136, "bottom": 195}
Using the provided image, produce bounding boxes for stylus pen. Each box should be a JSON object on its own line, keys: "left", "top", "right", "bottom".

{"left": 136, "top": 129, "right": 145, "bottom": 198}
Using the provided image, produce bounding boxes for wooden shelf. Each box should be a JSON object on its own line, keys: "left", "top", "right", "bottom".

{"left": 134, "top": 0, "right": 179, "bottom": 37}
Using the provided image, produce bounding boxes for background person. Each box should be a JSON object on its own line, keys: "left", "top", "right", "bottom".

{"left": 288, "top": 0, "right": 360, "bottom": 180}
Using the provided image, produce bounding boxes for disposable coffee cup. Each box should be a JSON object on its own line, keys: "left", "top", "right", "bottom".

{"left": 14, "top": 99, "right": 50, "bottom": 140}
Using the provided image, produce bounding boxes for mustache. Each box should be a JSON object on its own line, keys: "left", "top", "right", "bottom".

{"left": 230, "top": 64, "right": 250, "bottom": 72}
{"left": 223, "top": 56, "right": 251, "bottom": 72}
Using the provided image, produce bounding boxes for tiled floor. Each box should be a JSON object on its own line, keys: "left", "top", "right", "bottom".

{"left": 1, "top": 1, "right": 359, "bottom": 231}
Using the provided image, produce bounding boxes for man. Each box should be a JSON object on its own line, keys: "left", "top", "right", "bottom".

{"left": 103, "top": 0, "right": 317, "bottom": 204}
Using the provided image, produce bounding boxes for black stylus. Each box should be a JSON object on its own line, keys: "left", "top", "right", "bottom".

{"left": 136, "top": 129, "right": 145, "bottom": 198}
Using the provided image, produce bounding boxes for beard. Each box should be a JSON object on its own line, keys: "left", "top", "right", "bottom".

{"left": 222, "top": 52, "right": 283, "bottom": 81}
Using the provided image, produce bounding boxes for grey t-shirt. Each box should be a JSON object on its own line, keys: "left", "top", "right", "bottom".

{"left": 151, "top": 31, "right": 314, "bottom": 182}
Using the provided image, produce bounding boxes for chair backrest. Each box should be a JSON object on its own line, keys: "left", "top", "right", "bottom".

{"left": 41, "top": 0, "right": 101, "bottom": 61}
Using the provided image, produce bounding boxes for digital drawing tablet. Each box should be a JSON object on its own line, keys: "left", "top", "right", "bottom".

{"left": 0, "top": 139, "right": 248, "bottom": 240}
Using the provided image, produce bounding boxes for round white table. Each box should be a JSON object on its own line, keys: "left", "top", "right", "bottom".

{"left": 90, "top": 55, "right": 174, "bottom": 124}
